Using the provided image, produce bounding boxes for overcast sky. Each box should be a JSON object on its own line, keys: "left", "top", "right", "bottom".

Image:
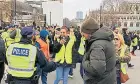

{"left": 20, "top": 0, "right": 102, "bottom": 19}
{"left": 63, "top": 0, "right": 102, "bottom": 20}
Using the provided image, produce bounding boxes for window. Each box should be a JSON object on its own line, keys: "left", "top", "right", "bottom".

{"left": 136, "top": 22, "right": 140, "bottom": 27}
{"left": 130, "top": 22, "right": 133, "bottom": 27}
{"left": 124, "top": 22, "right": 127, "bottom": 27}
{"left": 130, "top": 16, "right": 132, "bottom": 20}
{"left": 106, "top": 23, "right": 109, "bottom": 27}
{"left": 124, "top": 17, "right": 126, "bottom": 19}
{"left": 127, "top": 17, "right": 129, "bottom": 20}
{"left": 118, "top": 22, "right": 121, "bottom": 27}
{"left": 133, "top": 16, "right": 136, "bottom": 19}
{"left": 136, "top": 16, "right": 138, "bottom": 20}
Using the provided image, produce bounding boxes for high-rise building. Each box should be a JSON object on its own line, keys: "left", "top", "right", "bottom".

{"left": 76, "top": 11, "right": 83, "bottom": 20}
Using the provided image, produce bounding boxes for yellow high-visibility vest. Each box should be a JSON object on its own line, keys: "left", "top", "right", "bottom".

{"left": 5, "top": 30, "right": 15, "bottom": 48}
{"left": 15, "top": 29, "right": 21, "bottom": 42}
{"left": 1, "top": 31, "right": 8, "bottom": 41}
{"left": 78, "top": 37, "right": 85, "bottom": 55}
{"left": 6, "top": 43, "right": 37, "bottom": 78}
{"left": 120, "top": 45, "right": 128, "bottom": 74}
{"left": 55, "top": 36, "right": 75, "bottom": 64}
{"left": 131, "top": 37, "right": 138, "bottom": 46}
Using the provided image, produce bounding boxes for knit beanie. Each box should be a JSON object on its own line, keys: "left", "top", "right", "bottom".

{"left": 81, "top": 17, "right": 99, "bottom": 34}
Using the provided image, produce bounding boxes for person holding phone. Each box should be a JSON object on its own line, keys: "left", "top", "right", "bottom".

{"left": 53, "top": 27, "right": 77, "bottom": 84}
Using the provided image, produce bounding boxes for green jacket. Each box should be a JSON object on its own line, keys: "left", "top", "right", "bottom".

{"left": 82, "top": 27, "right": 116, "bottom": 84}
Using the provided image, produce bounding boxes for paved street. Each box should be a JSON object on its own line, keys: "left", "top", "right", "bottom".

{"left": 2, "top": 50, "right": 140, "bottom": 84}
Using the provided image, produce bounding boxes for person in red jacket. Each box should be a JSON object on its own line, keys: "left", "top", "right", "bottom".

{"left": 35, "top": 29, "right": 50, "bottom": 84}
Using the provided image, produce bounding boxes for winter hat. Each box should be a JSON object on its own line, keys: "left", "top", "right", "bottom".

{"left": 40, "top": 29, "right": 49, "bottom": 39}
{"left": 81, "top": 17, "right": 99, "bottom": 34}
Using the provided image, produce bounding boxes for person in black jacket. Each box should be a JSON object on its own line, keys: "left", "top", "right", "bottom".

{"left": 0, "top": 32, "right": 6, "bottom": 83}
{"left": 122, "top": 28, "right": 134, "bottom": 68}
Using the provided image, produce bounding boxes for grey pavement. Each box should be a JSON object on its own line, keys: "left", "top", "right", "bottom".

{"left": 1, "top": 50, "right": 140, "bottom": 84}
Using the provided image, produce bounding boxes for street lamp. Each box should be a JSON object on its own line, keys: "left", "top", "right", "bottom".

{"left": 50, "top": 11, "right": 51, "bottom": 26}
{"left": 14, "top": 0, "right": 16, "bottom": 22}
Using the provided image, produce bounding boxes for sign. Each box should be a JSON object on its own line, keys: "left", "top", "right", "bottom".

{"left": 12, "top": 47, "right": 29, "bottom": 57}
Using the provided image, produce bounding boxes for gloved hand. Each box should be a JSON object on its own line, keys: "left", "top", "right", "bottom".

{"left": 55, "top": 60, "right": 61, "bottom": 67}
{"left": 47, "top": 61, "right": 57, "bottom": 72}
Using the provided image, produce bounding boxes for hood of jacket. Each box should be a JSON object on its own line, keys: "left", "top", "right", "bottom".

{"left": 89, "top": 27, "right": 114, "bottom": 43}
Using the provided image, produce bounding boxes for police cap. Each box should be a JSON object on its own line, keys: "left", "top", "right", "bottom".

{"left": 21, "top": 27, "right": 33, "bottom": 37}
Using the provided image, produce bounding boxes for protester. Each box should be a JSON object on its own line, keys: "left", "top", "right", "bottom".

{"left": 81, "top": 17, "right": 116, "bottom": 84}
{"left": 54, "top": 27, "right": 77, "bottom": 84}
{"left": 138, "top": 33, "right": 140, "bottom": 50}
{"left": 35, "top": 29, "right": 50, "bottom": 84}
{"left": 122, "top": 28, "right": 134, "bottom": 68}
{"left": 114, "top": 34, "right": 131, "bottom": 84}
{"left": 131, "top": 33, "right": 138, "bottom": 56}
{"left": 77, "top": 34, "right": 85, "bottom": 79}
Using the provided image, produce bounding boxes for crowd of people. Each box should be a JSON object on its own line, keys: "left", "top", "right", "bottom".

{"left": 0, "top": 16, "right": 139, "bottom": 84}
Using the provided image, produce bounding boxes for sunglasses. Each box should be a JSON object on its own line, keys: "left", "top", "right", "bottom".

{"left": 114, "top": 38, "right": 119, "bottom": 40}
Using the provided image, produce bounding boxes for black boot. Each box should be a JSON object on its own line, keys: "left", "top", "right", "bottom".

{"left": 128, "top": 64, "right": 134, "bottom": 68}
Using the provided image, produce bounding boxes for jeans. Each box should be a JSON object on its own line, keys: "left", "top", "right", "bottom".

{"left": 54, "top": 66, "right": 70, "bottom": 84}
{"left": 41, "top": 71, "right": 48, "bottom": 84}
{"left": 36, "top": 63, "right": 47, "bottom": 84}
{"left": 69, "top": 67, "right": 73, "bottom": 76}
{"left": 117, "top": 77, "right": 121, "bottom": 84}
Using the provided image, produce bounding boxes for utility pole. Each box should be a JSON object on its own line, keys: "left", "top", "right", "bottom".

{"left": 44, "top": 14, "right": 46, "bottom": 27}
{"left": 14, "top": 0, "right": 16, "bottom": 23}
{"left": 50, "top": 12, "right": 51, "bottom": 26}
{"left": 0, "top": 1, "right": 4, "bottom": 27}
{"left": 100, "top": 5, "right": 102, "bottom": 27}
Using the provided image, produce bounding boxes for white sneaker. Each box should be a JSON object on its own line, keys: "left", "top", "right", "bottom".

{"left": 68, "top": 75, "right": 73, "bottom": 78}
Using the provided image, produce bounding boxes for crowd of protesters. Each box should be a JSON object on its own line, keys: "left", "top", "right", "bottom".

{"left": 0, "top": 16, "right": 139, "bottom": 84}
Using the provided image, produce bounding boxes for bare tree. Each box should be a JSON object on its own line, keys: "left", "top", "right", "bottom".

{"left": 0, "top": 0, "right": 12, "bottom": 22}
{"left": 100, "top": 0, "right": 129, "bottom": 26}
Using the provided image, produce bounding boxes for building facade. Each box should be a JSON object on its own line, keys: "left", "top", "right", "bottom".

{"left": 0, "top": 0, "right": 44, "bottom": 26}
{"left": 89, "top": 0, "right": 140, "bottom": 31}
{"left": 42, "top": 1, "right": 63, "bottom": 26}
{"left": 76, "top": 11, "right": 83, "bottom": 20}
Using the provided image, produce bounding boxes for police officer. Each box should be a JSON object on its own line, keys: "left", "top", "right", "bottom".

{"left": 5, "top": 27, "right": 57, "bottom": 84}
{"left": 8, "top": 25, "right": 21, "bottom": 43}
{"left": 3, "top": 25, "right": 15, "bottom": 48}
